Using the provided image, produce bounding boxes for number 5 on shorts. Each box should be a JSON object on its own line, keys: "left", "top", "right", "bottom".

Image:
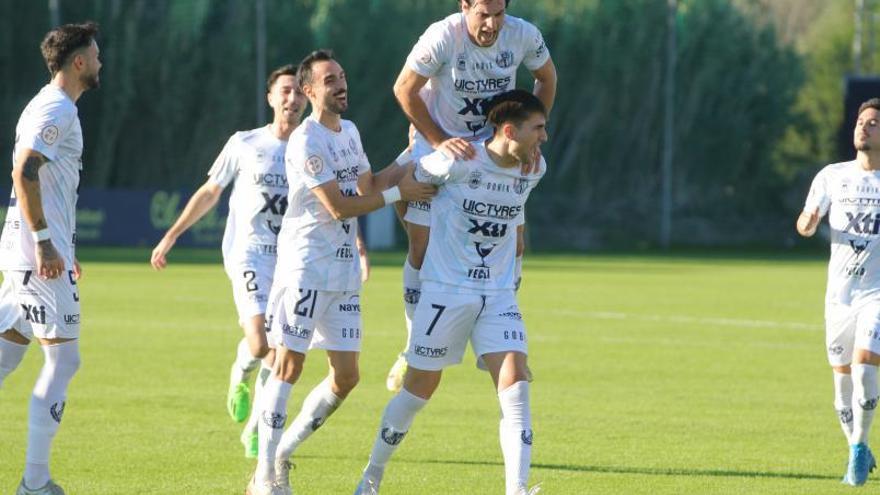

{"left": 426, "top": 304, "right": 446, "bottom": 336}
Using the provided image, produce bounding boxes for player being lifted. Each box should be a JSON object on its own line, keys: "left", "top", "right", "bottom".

{"left": 386, "top": 0, "right": 557, "bottom": 391}
{"left": 355, "top": 89, "right": 547, "bottom": 495}
{"left": 150, "top": 64, "right": 309, "bottom": 458}
{"left": 247, "top": 50, "right": 435, "bottom": 495}
{"left": 0, "top": 22, "right": 101, "bottom": 495}
{"left": 797, "top": 98, "right": 880, "bottom": 486}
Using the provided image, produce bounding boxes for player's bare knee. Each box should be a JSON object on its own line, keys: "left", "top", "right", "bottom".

{"left": 833, "top": 364, "right": 852, "bottom": 374}
{"left": 249, "top": 339, "right": 269, "bottom": 359}
{"left": 332, "top": 369, "right": 360, "bottom": 396}
{"left": 274, "top": 350, "right": 304, "bottom": 384}
{"left": 403, "top": 368, "right": 441, "bottom": 400}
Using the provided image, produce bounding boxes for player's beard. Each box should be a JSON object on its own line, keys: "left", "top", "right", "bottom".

{"left": 325, "top": 91, "right": 347, "bottom": 114}
{"left": 857, "top": 139, "right": 871, "bottom": 152}
{"left": 81, "top": 70, "right": 100, "bottom": 90}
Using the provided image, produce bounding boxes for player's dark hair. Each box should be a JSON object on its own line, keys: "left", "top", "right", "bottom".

{"left": 859, "top": 98, "right": 880, "bottom": 116}
{"left": 486, "top": 89, "right": 546, "bottom": 131}
{"left": 267, "top": 64, "right": 298, "bottom": 93}
{"left": 462, "top": 0, "right": 511, "bottom": 7}
{"left": 297, "top": 49, "right": 336, "bottom": 88}
{"left": 40, "top": 21, "right": 99, "bottom": 77}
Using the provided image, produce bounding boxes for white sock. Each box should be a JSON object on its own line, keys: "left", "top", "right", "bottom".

{"left": 0, "top": 338, "right": 28, "bottom": 389}
{"left": 402, "top": 259, "right": 421, "bottom": 344}
{"left": 852, "top": 363, "right": 879, "bottom": 445}
{"left": 834, "top": 370, "right": 854, "bottom": 443}
{"left": 256, "top": 377, "right": 292, "bottom": 485}
{"left": 231, "top": 337, "right": 260, "bottom": 385}
{"left": 25, "top": 340, "right": 80, "bottom": 489}
{"left": 499, "top": 381, "right": 532, "bottom": 495}
{"left": 364, "top": 388, "right": 427, "bottom": 481}
{"left": 245, "top": 362, "right": 273, "bottom": 435}
{"left": 277, "top": 377, "right": 343, "bottom": 460}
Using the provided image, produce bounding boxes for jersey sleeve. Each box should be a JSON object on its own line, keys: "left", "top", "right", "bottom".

{"left": 206, "top": 135, "right": 241, "bottom": 188}
{"left": 803, "top": 168, "right": 831, "bottom": 216}
{"left": 521, "top": 21, "right": 551, "bottom": 72}
{"left": 288, "top": 133, "right": 337, "bottom": 189}
{"left": 16, "top": 100, "right": 75, "bottom": 162}
{"left": 405, "top": 20, "right": 451, "bottom": 78}
{"left": 414, "top": 150, "right": 468, "bottom": 186}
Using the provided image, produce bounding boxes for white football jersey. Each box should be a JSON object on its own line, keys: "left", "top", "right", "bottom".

{"left": 0, "top": 85, "right": 82, "bottom": 270}
{"left": 406, "top": 13, "right": 550, "bottom": 141}
{"left": 415, "top": 141, "right": 544, "bottom": 293}
{"left": 275, "top": 116, "right": 371, "bottom": 291}
{"left": 804, "top": 160, "right": 880, "bottom": 305}
{"left": 208, "top": 126, "right": 288, "bottom": 263}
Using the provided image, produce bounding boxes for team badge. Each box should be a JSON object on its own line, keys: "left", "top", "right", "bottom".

{"left": 305, "top": 155, "right": 324, "bottom": 176}
{"left": 468, "top": 171, "right": 482, "bottom": 189}
{"left": 457, "top": 53, "right": 468, "bottom": 71}
{"left": 40, "top": 125, "right": 59, "bottom": 145}
{"left": 381, "top": 426, "right": 407, "bottom": 446}
{"left": 50, "top": 401, "right": 65, "bottom": 423}
{"left": 419, "top": 49, "right": 432, "bottom": 65}
{"left": 513, "top": 177, "right": 529, "bottom": 195}
{"left": 521, "top": 429, "right": 533, "bottom": 445}
{"left": 263, "top": 411, "right": 287, "bottom": 429}
{"left": 496, "top": 50, "right": 514, "bottom": 69}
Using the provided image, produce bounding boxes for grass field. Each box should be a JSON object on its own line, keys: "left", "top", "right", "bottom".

{"left": 0, "top": 248, "right": 870, "bottom": 494}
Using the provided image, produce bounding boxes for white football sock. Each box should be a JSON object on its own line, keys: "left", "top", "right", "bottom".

{"left": 277, "top": 377, "right": 342, "bottom": 460}
{"left": 245, "top": 361, "right": 272, "bottom": 435}
{"left": 230, "top": 337, "right": 260, "bottom": 385}
{"left": 256, "top": 377, "right": 292, "bottom": 485}
{"left": 499, "top": 381, "right": 532, "bottom": 495}
{"left": 834, "top": 370, "right": 854, "bottom": 443}
{"left": 852, "top": 363, "right": 879, "bottom": 445}
{"left": 0, "top": 337, "right": 28, "bottom": 389}
{"left": 402, "top": 259, "right": 421, "bottom": 342}
{"left": 25, "top": 340, "right": 80, "bottom": 489}
{"left": 364, "top": 388, "right": 427, "bottom": 480}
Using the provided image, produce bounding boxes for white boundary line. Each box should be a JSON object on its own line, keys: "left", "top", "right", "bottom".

{"left": 539, "top": 309, "right": 822, "bottom": 332}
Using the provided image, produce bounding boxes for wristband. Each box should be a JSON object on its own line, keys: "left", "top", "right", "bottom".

{"left": 395, "top": 148, "right": 413, "bottom": 166}
{"left": 381, "top": 186, "right": 402, "bottom": 205}
{"left": 32, "top": 228, "right": 51, "bottom": 242}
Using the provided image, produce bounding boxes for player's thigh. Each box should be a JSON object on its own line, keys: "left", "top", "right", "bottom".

{"left": 407, "top": 291, "right": 481, "bottom": 371}
{"left": 265, "top": 286, "right": 332, "bottom": 354}
{"left": 827, "top": 302, "right": 857, "bottom": 366}
{"left": 472, "top": 291, "right": 528, "bottom": 361}
{"left": 4, "top": 270, "right": 80, "bottom": 341}
{"left": 227, "top": 257, "right": 274, "bottom": 325}
{"left": 311, "top": 291, "right": 362, "bottom": 353}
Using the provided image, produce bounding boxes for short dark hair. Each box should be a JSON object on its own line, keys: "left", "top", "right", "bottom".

{"left": 297, "top": 49, "right": 336, "bottom": 88}
{"left": 487, "top": 89, "right": 546, "bottom": 130}
{"left": 267, "top": 64, "right": 298, "bottom": 92}
{"left": 462, "top": 0, "right": 511, "bottom": 7}
{"left": 40, "top": 21, "right": 99, "bottom": 77}
{"left": 859, "top": 98, "right": 880, "bottom": 116}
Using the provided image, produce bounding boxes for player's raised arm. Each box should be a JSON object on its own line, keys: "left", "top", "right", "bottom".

{"left": 530, "top": 58, "right": 557, "bottom": 115}
{"left": 12, "top": 148, "right": 64, "bottom": 280}
{"left": 150, "top": 180, "right": 223, "bottom": 270}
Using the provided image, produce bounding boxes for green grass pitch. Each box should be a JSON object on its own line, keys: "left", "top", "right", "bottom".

{"left": 0, "top": 248, "right": 870, "bottom": 493}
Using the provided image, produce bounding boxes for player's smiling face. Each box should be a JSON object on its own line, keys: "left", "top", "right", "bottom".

{"left": 304, "top": 60, "right": 348, "bottom": 115}
{"left": 855, "top": 107, "right": 880, "bottom": 152}
{"left": 268, "top": 74, "right": 306, "bottom": 125}
{"left": 462, "top": 0, "right": 506, "bottom": 47}
{"left": 507, "top": 112, "right": 548, "bottom": 163}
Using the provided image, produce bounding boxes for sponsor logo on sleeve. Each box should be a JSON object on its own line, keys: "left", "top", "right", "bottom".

{"left": 40, "top": 125, "right": 59, "bottom": 145}
{"left": 305, "top": 155, "right": 324, "bottom": 176}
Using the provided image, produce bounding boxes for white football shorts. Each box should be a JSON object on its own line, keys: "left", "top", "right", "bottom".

{"left": 406, "top": 289, "right": 527, "bottom": 371}
{"left": 0, "top": 270, "right": 80, "bottom": 340}
{"left": 225, "top": 254, "right": 275, "bottom": 324}
{"left": 265, "top": 285, "right": 362, "bottom": 354}
{"left": 825, "top": 299, "right": 880, "bottom": 366}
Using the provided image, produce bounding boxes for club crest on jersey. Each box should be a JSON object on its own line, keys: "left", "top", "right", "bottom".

{"left": 514, "top": 177, "right": 529, "bottom": 195}
{"left": 40, "top": 125, "right": 59, "bottom": 145}
{"left": 496, "top": 50, "right": 514, "bottom": 69}
{"left": 305, "top": 155, "right": 324, "bottom": 176}
{"left": 468, "top": 171, "right": 483, "bottom": 189}
{"left": 50, "top": 401, "right": 65, "bottom": 423}
{"left": 419, "top": 49, "right": 432, "bottom": 65}
{"left": 457, "top": 52, "right": 467, "bottom": 71}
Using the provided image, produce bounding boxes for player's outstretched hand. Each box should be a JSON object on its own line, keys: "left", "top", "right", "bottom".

{"left": 36, "top": 240, "right": 64, "bottom": 280}
{"left": 150, "top": 235, "right": 176, "bottom": 270}
{"left": 437, "top": 137, "right": 476, "bottom": 161}
{"left": 796, "top": 207, "right": 820, "bottom": 237}
{"left": 398, "top": 172, "right": 437, "bottom": 203}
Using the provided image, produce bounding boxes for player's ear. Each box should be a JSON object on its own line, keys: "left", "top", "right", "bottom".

{"left": 502, "top": 122, "right": 517, "bottom": 140}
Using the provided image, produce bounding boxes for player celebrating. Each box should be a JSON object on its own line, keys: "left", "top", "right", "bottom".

{"left": 0, "top": 22, "right": 101, "bottom": 495}
{"left": 247, "top": 50, "right": 435, "bottom": 495}
{"left": 355, "top": 89, "right": 547, "bottom": 495}
{"left": 150, "top": 64, "right": 307, "bottom": 458}
{"left": 797, "top": 98, "right": 880, "bottom": 485}
{"left": 386, "top": 0, "right": 557, "bottom": 391}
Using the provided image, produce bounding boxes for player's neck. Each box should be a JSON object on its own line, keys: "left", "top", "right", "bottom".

{"left": 486, "top": 137, "right": 520, "bottom": 169}
{"left": 312, "top": 108, "right": 342, "bottom": 132}
{"left": 51, "top": 72, "right": 85, "bottom": 103}
{"left": 271, "top": 120, "right": 297, "bottom": 140}
{"left": 857, "top": 152, "right": 880, "bottom": 171}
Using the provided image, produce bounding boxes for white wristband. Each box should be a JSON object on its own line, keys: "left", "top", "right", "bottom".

{"left": 381, "top": 186, "right": 402, "bottom": 205}
{"left": 395, "top": 148, "right": 413, "bottom": 166}
{"left": 32, "top": 228, "right": 50, "bottom": 242}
